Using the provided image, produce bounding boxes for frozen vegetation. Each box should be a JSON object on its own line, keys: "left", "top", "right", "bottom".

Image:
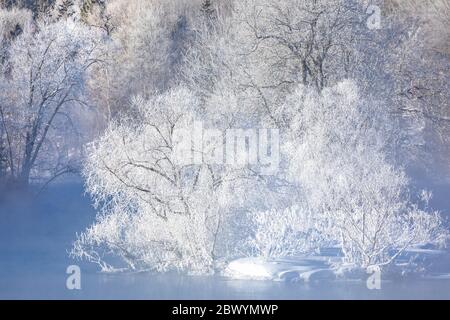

{"left": 0, "top": 0, "right": 450, "bottom": 298}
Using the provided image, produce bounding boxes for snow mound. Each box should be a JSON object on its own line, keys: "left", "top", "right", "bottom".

{"left": 223, "top": 257, "right": 336, "bottom": 282}
{"left": 223, "top": 248, "right": 450, "bottom": 282}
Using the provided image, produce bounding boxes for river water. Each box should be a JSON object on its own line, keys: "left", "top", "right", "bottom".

{"left": 1, "top": 183, "right": 449, "bottom": 300}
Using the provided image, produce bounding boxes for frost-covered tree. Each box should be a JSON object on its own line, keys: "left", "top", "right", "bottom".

{"left": 73, "top": 2, "right": 449, "bottom": 273}
{"left": 243, "top": 205, "right": 335, "bottom": 259}
{"left": 0, "top": 6, "right": 32, "bottom": 53}
{"left": 283, "top": 81, "right": 447, "bottom": 267}
{"left": 52, "top": 0, "right": 77, "bottom": 20}
{"left": 0, "top": 18, "right": 104, "bottom": 187}
{"left": 0, "top": 0, "right": 54, "bottom": 18}
{"left": 384, "top": 1, "right": 450, "bottom": 178}
{"left": 72, "top": 84, "right": 293, "bottom": 272}
{"left": 86, "top": 0, "right": 198, "bottom": 124}
{"left": 72, "top": 88, "right": 225, "bottom": 273}
{"left": 185, "top": 0, "right": 449, "bottom": 177}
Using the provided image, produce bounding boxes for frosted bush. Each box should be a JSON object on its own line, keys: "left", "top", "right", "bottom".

{"left": 71, "top": 86, "right": 278, "bottom": 273}
{"left": 73, "top": 201, "right": 216, "bottom": 273}
{"left": 284, "top": 80, "right": 448, "bottom": 267}
{"left": 244, "top": 205, "right": 333, "bottom": 259}
{"left": 71, "top": 87, "right": 224, "bottom": 274}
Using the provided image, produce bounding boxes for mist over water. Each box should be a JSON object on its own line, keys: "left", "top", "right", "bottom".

{"left": 1, "top": 181, "right": 450, "bottom": 300}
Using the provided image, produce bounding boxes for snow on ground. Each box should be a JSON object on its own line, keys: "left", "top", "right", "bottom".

{"left": 223, "top": 248, "right": 450, "bottom": 283}
{"left": 223, "top": 257, "right": 337, "bottom": 282}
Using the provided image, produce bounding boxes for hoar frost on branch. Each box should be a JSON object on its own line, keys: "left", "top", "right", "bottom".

{"left": 0, "top": 16, "right": 105, "bottom": 187}
{"left": 73, "top": 82, "right": 448, "bottom": 273}
{"left": 72, "top": 87, "right": 283, "bottom": 273}
{"left": 283, "top": 81, "right": 448, "bottom": 267}
{"left": 53, "top": 0, "right": 448, "bottom": 275}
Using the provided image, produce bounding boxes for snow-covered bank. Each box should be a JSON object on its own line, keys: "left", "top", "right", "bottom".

{"left": 223, "top": 247, "right": 450, "bottom": 282}
{"left": 224, "top": 257, "right": 336, "bottom": 282}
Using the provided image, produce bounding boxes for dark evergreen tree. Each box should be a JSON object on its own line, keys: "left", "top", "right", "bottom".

{"left": 80, "top": 0, "right": 99, "bottom": 21}
{"left": 201, "top": 0, "right": 215, "bottom": 20}
{"left": 55, "top": 0, "right": 75, "bottom": 19}
{"left": 0, "top": 0, "right": 54, "bottom": 18}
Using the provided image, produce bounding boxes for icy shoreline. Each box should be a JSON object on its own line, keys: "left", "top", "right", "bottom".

{"left": 222, "top": 248, "right": 450, "bottom": 282}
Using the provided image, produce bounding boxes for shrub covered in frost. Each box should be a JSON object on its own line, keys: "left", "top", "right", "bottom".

{"left": 72, "top": 82, "right": 448, "bottom": 274}
{"left": 283, "top": 81, "right": 448, "bottom": 267}
{"left": 244, "top": 205, "right": 334, "bottom": 259}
